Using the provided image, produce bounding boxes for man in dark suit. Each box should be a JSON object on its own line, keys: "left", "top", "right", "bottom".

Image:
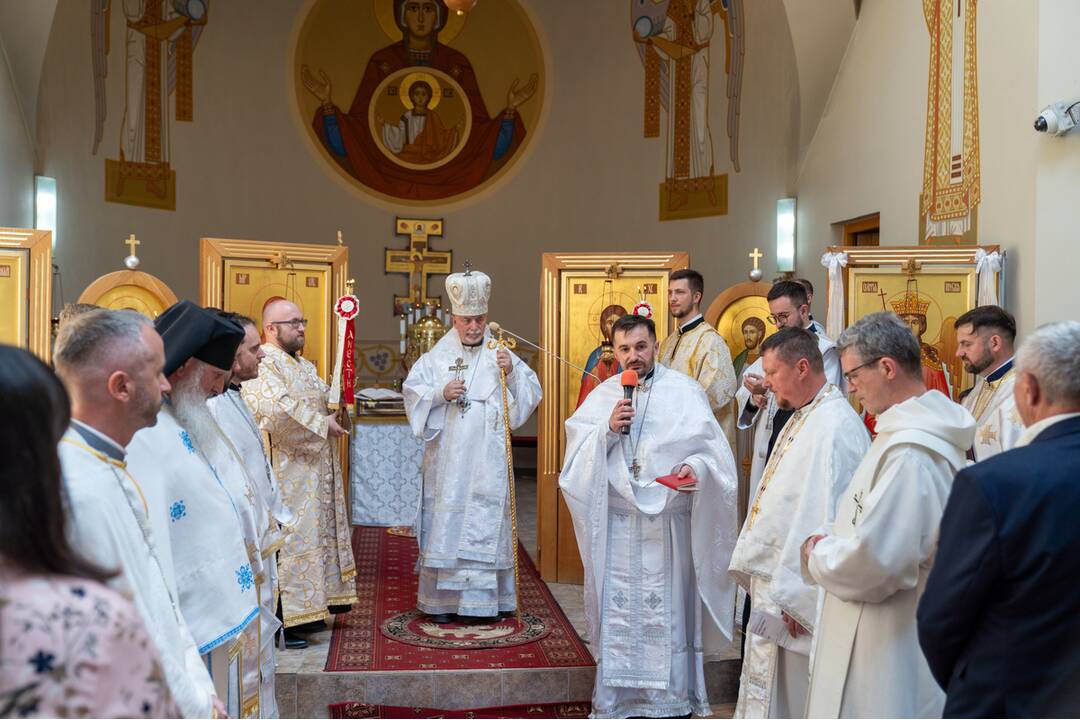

{"left": 917, "top": 320, "right": 1080, "bottom": 718}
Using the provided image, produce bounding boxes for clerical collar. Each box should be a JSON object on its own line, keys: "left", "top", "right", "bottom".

{"left": 640, "top": 367, "right": 656, "bottom": 383}
{"left": 71, "top": 419, "right": 126, "bottom": 462}
{"left": 803, "top": 322, "right": 818, "bottom": 335}
{"left": 679, "top": 314, "right": 705, "bottom": 334}
{"left": 985, "top": 357, "right": 1014, "bottom": 384}
{"left": 462, "top": 341, "right": 483, "bottom": 349}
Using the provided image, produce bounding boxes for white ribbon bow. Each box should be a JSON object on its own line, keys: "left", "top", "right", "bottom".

{"left": 974, "top": 249, "right": 1002, "bottom": 307}
{"left": 820, "top": 251, "right": 849, "bottom": 340}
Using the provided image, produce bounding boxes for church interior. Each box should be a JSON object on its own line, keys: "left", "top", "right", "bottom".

{"left": 2, "top": 0, "right": 1079, "bottom": 718}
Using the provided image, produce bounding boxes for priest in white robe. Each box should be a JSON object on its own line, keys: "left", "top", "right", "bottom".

{"left": 561, "top": 313, "right": 739, "bottom": 719}
{"left": 802, "top": 312, "right": 975, "bottom": 718}
{"left": 955, "top": 306, "right": 1023, "bottom": 461}
{"left": 209, "top": 310, "right": 297, "bottom": 718}
{"left": 126, "top": 301, "right": 261, "bottom": 718}
{"left": 735, "top": 281, "right": 844, "bottom": 511}
{"left": 728, "top": 328, "right": 870, "bottom": 718}
{"left": 54, "top": 308, "right": 221, "bottom": 719}
{"left": 403, "top": 267, "right": 542, "bottom": 621}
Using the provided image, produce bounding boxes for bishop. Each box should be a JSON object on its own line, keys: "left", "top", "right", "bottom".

{"left": 403, "top": 267, "right": 542, "bottom": 622}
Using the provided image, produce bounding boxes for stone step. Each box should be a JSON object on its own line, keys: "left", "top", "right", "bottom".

{"left": 277, "top": 659, "right": 739, "bottom": 718}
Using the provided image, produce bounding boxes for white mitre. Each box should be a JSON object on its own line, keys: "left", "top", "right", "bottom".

{"left": 446, "top": 268, "right": 491, "bottom": 316}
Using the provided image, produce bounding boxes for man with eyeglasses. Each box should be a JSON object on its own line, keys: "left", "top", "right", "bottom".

{"left": 800, "top": 311, "right": 974, "bottom": 718}
{"left": 241, "top": 299, "right": 357, "bottom": 643}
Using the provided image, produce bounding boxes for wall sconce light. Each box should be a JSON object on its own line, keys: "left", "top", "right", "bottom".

{"left": 776, "top": 197, "right": 796, "bottom": 274}
{"left": 35, "top": 176, "right": 57, "bottom": 249}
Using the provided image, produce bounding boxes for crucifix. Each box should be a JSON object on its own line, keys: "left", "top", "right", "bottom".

{"left": 385, "top": 217, "right": 453, "bottom": 312}
{"left": 748, "top": 247, "right": 764, "bottom": 281}
{"left": 123, "top": 233, "right": 142, "bottom": 270}
{"left": 448, "top": 356, "right": 471, "bottom": 415}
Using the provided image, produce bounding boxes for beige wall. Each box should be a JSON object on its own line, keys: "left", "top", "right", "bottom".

{"left": 0, "top": 36, "right": 34, "bottom": 228}
{"left": 1034, "top": 0, "right": 1080, "bottom": 326}
{"left": 793, "top": 0, "right": 1069, "bottom": 338}
{"left": 36, "top": 0, "right": 801, "bottom": 343}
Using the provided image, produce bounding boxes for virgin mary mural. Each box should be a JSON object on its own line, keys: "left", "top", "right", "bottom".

{"left": 296, "top": 0, "right": 543, "bottom": 203}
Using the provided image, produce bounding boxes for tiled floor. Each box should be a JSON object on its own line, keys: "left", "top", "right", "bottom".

{"left": 274, "top": 477, "right": 737, "bottom": 717}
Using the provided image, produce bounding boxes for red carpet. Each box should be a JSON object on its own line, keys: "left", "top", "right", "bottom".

{"left": 329, "top": 701, "right": 591, "bottom": 718}
{"left": 325, "top": 526, "right": 594, "bottom": 671}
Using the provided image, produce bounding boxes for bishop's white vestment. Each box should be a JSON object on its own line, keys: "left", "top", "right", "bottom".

{"left": 59, "top": 423, "right": 217, "bottom": 719}
{"left": 961, "top": 358, "right": 1023, "bottom": 462}
{"left": 242, "top": 343, "right": 357, "bottom": 627}
{"left": 210, "top": 387, "right": 297, "bottom": 718}
{"left": 127, "top": 404, "right": 260, "bottom": 717}
{"left": 734, "top": 330, "right": 844, "bottom": 505}
{"left": 403, "top": 329, "right": 542, "bottom": 617}
{"left": 728, "top": 383, "right": 870, "bottom": 718}
{"left": 804, "top": 390, "right": 975, "bottom": 718}
{"left": 560, "top": 365, "right": 739, "bottom": 718}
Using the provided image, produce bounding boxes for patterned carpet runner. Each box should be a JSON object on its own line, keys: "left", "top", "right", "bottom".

{"left": 324, "top": 526, "right": 594, "bottom": 672}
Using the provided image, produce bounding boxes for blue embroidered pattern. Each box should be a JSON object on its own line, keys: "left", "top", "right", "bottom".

{"left": 236, "top": 564, "right": 254, "bottom": 592}
{"left": 28, "top": 650, "right": 55, "bottom": 674}
{"left": 170, "top": 501, "right": 187, "bottom": 522}
{"left": 179, "top": 431, "right": 196, "bottom": 454}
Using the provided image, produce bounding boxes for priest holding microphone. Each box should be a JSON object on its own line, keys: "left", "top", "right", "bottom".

{"left": 560, "top": 312, "right": 739, "bottom": 719}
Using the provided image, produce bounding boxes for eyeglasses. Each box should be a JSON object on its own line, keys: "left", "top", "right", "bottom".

{"left": 270, "top": 319, "right": 308, "bottom": 328}
{"left": 767, "top": 311, "right": 793, "bottom": 327}
{"left": 843, "top": 357, "right": 883, "bottom": 383}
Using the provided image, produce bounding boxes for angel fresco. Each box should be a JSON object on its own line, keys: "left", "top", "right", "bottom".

{"left": 301, "top": 0, "right": 539, "bottom": 202}
{"left": 632, "top": 0, "right": 744, "bottom": 219}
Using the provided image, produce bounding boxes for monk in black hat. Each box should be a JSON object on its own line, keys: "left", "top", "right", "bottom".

{"left": 125, "top": 300, "right": 263, "bottom": 718}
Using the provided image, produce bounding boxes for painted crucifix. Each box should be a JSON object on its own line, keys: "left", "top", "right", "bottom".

{"left": 385, "top": 217, "right": 453, "bottom": 313}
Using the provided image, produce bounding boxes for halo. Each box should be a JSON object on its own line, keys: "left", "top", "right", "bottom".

{"left": 399, "top": 72, "right": 443, "bottom": 110}
{"left": 374, "top": 0, "right": 467, "bottom": 45}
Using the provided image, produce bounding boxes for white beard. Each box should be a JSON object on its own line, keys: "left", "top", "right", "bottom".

{"left": 172, "top": 368, "right": 229, "bottom": 469}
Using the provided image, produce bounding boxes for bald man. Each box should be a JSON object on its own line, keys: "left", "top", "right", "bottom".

{"left": 241, "top": 300, "right": 357, "bottom": 639}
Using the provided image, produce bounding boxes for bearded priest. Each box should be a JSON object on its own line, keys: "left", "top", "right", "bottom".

{"left": 208, "top": 310, "right": 297, "bottom": 717}
{"left": 242, "top": 298, "right": 357, "bottom": 635}
{"left": 561, "top": 313, "right": 739, "bottom": 719}
{"left": 728, "top": 328, "right": 869, "bottom": 718}
{"left": 126, "top": 301, "right": 260, "bottom": 718}
{"left": 403, "top": 267, "right": 542, "bottom": 622}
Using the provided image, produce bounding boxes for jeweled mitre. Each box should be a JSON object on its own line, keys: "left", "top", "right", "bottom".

{"left": 445, "top": 269, "right": 491, "bottom": 316}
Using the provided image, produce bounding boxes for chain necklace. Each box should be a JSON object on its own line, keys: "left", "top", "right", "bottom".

{"left": 746, "top": 384, "right": 833, "bottom": 529}
{"left": 457, "top": 344, "right": 484, "bottom": 416}
{"left": 624, "top": 371, "right": 656, "bottom": 483}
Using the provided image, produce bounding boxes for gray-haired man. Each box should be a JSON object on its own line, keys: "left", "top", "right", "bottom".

{"left": 801, "top": 311, "right": 975, "bottom": 718}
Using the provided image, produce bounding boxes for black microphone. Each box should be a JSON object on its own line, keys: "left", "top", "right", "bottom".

{"left": 619, "top": 369, "right": 639, "bottom": 435}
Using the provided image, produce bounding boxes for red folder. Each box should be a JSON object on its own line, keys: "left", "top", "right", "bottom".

{"left": 655, "top": 473, "right": 697, "bottom": 492}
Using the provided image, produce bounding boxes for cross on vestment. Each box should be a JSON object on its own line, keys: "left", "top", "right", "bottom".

{"left": 978, "top": 423, "right": 998, "bottom": 445}
{"left": 385, "top": 217, "right": 452, "bottom": 310}
{"left": 448, "top": 357, "right": 471, "bottom": 415}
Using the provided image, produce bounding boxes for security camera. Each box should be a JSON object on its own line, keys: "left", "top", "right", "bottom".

{"left": 1034, "top": 101, "right": 1080, "bottom": 136}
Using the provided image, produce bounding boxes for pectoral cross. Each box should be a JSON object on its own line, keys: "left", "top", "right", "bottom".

{"left": 630, "top": 458, "right": 641, "bottom": 482}
{"left": 851, "top": 490, "right": 865, "bottom": 526}
{"left": 448, "top": 357, "right": 471, "bottom": 415}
